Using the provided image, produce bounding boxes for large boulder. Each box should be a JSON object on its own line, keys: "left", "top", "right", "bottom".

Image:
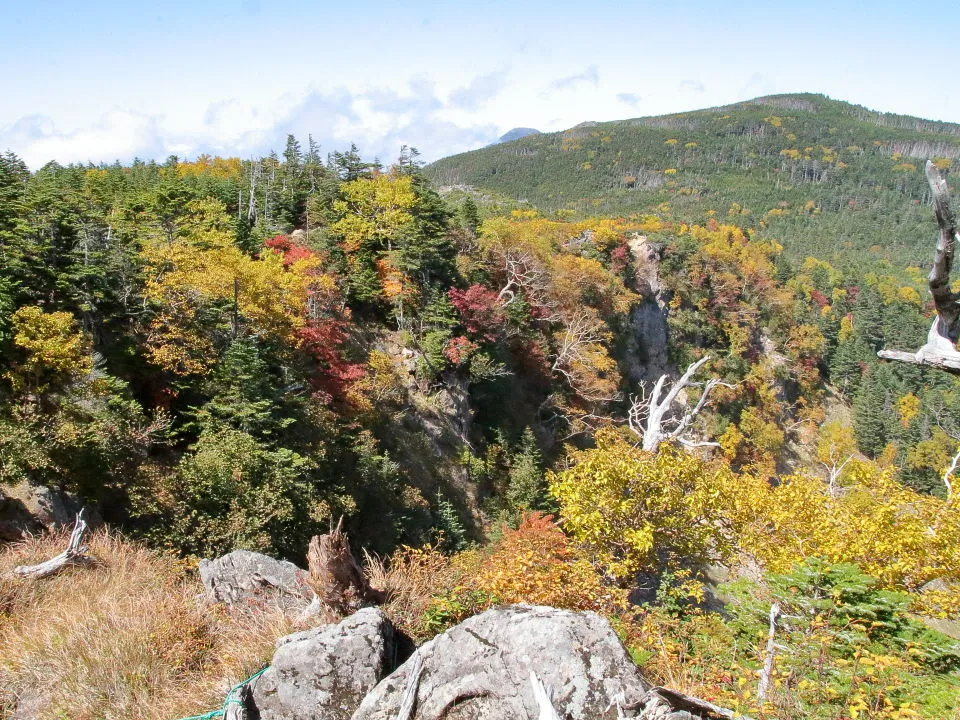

{"left": 352, "top": 604, "right": 650, "bottom": 720}
{"left": 0, "top": 482, "right": 84, "bottom": 542}
{"left": 198, "top": 550, "right": 311, "bottom": 610}
{"left": 252, "top": 607, "right": 399, "bottom": 720}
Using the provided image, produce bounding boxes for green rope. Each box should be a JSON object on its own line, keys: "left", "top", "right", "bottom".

{"left": 175, "top": 666, "right": 270, "bottom": 720}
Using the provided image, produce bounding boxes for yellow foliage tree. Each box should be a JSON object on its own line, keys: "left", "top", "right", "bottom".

{"left": 548, "top": 430, "right": 743, "bottom": 580}
{"left": 332, "top": 172, "right": 416, "bottom": 254}
{"left": 6, "top": 306, "right": 93, "bottom": 392}
{"left": 739, "top": 461, "right": 960, "bottom": 616}
{"left": 141, "top": 199, "right": 319, "bottom": 375}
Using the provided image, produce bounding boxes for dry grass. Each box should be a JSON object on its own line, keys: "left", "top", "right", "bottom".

{"left": 0, "top": 529, "right": 292, "bottom": 720}
{"left": 364, "top": 544, "right": 468, "bottom": 641}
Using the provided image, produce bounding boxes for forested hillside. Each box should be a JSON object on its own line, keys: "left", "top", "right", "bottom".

{"left": 1, "top": 106, "right": 960, "bottom": 719}
{"left": 427, "top": 93, "right": 960, "bottom": 271}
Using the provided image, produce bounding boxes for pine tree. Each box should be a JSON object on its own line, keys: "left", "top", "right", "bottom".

{"left": 853, "top": 365, "right": 896, "bottom": 456}
{"left": 433, "top": 491, "right": 468, "bottom": 552}
{"left": 504, "top": 428, "right": 547, "bottom": 516}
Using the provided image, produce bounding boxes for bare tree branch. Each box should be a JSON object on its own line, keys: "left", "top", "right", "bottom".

{"left": 943, "top": 447, "right": 959, "bottom": 502}
{"left": 629, "top": 357, "right": 726, "bottom": 453}
{"left": 757, "top": 603, "right": 781, "bottom": 703}
{"left": 529, "top": 670, "right": 562, "bottom": 720}
{"left": 396, "top": 653, "right": 424, "bottom": 720}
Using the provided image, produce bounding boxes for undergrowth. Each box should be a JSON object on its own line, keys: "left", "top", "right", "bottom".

{"left": 0, "top": 529, "right": 292, "bottom": 720}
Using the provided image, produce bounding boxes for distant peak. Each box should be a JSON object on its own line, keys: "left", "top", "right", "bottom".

{"left": 498, "top": 128, "right": 541, "bottom": 143}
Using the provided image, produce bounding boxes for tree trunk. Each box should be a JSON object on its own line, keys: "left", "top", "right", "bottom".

{"left": 879, "top": 161, "right": 960, "bottom": 373}
{"left": 306, "top": 517, "right": 384, "bottom": 619}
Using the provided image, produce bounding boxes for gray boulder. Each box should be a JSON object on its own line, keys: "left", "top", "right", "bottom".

{"left": 0, "top": 482, "right": 84, "bottom": 542}
{"left": 198, "top": 550, "right": 311, "bottom": 609}
{"left": 252, "top": 607, "right": 398, "bottom": 720}
{"left": 352, "top": 604, "right": 650, "bottom": 720}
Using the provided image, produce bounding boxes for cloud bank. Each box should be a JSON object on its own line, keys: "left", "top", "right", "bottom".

{"left": 0, "top": 74, "right": 510, "bottom": 169}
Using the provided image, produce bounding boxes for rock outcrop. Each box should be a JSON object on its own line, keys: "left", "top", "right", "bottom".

{"left": 232, "top": 594, "right": 740, "bottom": 720}
{"left": 352, "top": 604, "right": 650, "bottom": 720}
{"left": 198, "top": 549, "right": 311, "bottom": 610}
{"left": 252, "top": 607, "right": 400, "bottom": 720}
{"left": 0, "top": 482, "right": 84, "bottom": 542}
{"left": 625, "top": 234, "right": 671, "bottom": 384}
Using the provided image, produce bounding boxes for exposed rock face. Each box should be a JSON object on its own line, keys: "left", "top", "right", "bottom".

{"left": 625, "top": 235, "right": 671, "bottom": 384}
{"left": 198, "top": 549, "right": 311, "bottom": 609}
{"left": 252, "top": 608, "right": 399, "bottom": 720}
{"left": 353, "top": 604, "right": 649, "bottom": 720}
{"left": 0, "top": 482, "right": 84, "bottom": 542}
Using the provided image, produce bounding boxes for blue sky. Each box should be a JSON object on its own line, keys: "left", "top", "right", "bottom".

{"left": 2, "top": 0, "right": 958, "bottom": 168}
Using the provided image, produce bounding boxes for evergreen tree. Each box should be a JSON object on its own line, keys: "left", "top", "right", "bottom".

{"left": 504, "top": 428, "right": 548, "bottom": 517}
{"left": 194, "top": 338, "right": 291, "bottom": 441}
{"left": 459, "top": 197, "right": 481, "bottom": 235}
{"left": 433, "top": 490, "right": 468, "bottom": 552}
{"left": 853, "top": 364, "right": 897, "bottom": 456}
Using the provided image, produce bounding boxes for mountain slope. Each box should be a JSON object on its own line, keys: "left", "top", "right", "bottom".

{"left": 427, "top": 93, "right": 960, "bottom": 270}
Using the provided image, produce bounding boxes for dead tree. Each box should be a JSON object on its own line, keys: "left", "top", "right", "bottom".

{"left": 628, "top": 356, "right": 727, "bottom": 453}
{"left": 305, "top": 516, "right": 384, "bottom": 619}
{"left": 14, "top": 510, "right": 93, "bottom": 579}
{"left": 879, "top": 161, "right": 960, "bottom": 373}
{"left": 757, "top": 603, "right": 781, "bottom": 703}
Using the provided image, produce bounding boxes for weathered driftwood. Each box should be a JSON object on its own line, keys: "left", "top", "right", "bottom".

{"left": 395, "top": 653, "right": 424, "bottom": 720}
{"left": 14, "top": 509, "right": 92, "bottom": 579}
{"left": 879, "top": 161, "right": 960, "bottom": 373}
{"left": 756, "top": 603, "right": 781, "bottom": 702}
{"left": 306, "top": 516, "right": 385, "bottom": 618}
{"left": 529, "top": 670, "right": 562, "bottom": 720}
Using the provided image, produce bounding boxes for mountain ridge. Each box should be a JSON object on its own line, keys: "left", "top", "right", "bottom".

{"left": 426, "top": 93, "right": 960, "bottom": 271}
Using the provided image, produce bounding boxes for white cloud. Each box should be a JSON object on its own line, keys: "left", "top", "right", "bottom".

{"left": 0, "top": 77, "right": 506, "bottom": 169}
{"left": 679, "top": 80, "right": 706, "bottom": 93}
{"left": 551, "top": 65, "right": 600, "bottom": 92}
{"left": 1, "top": 110, "right": 163, "bottom": 168}
{"left": 617, "top": 93, "right": 643, "bottom": 107}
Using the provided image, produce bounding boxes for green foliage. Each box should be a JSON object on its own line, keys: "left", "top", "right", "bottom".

{"left": 193, "top": 338, "right": 292, "bottom": 440}
{"left": 432, "top": 491, "right": 468, "bottom": 553}
{"left": 0, "top": 375, "right": 155, "bottom": 504}
{"left": 132, "top": 428, "right": 319, "bottom": 559}
{"left": 427, "top": 93, "right": 954, "bottom": 271}
{"left": 718, "top": 559, "right": 960, "bottom": 717}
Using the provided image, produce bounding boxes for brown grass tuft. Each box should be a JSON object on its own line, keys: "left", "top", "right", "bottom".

{"left": 364, "top": 544, "right": 466, "bottom": 641}
{"left": 0, "top": 529, "right": 293, "bottom": 720}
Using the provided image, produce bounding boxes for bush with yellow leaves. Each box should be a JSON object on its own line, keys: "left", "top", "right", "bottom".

{"left": 548, "top": 430, "right": 745, "bottom": 580}
{"left": 738, "top": 460, "right": 960, "bottom": 617}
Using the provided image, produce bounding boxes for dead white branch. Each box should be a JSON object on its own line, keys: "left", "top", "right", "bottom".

{"left": 529, "top": 670, "right": 561, "bottom": 720}
{"left": 628, "top": 356, "right": 728, "bottom": 453}
{"left": 879, "top": 161, "right": 960, "bottom": 373}
{"left": 943, "top": 448, "right": 959, "bottom": 502}
{"left": 396, "top": 653, "right": 424, "bottom": 720}
{"left": 496, "top": 249, "right": 556, "bottom": 315}
{"left": 757, "top": 602, "right": 781, "bottom": 703}
{"left": 647, "top": 687, "right": 753, "bottom": 720}
{"left": 14, "top": 509, "right": 93, "bottom": 579}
